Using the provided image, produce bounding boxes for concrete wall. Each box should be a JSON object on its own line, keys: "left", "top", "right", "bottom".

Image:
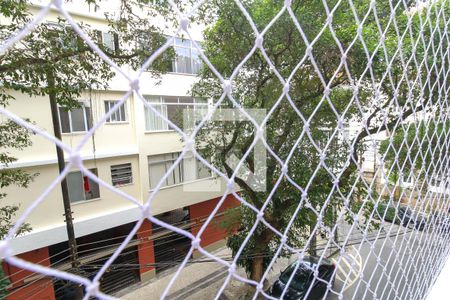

{"left": 189, "top": 195, "right": 240, "bottom": 250}
{"left": 2, "top": 247, "right": 55, "bottom": 300}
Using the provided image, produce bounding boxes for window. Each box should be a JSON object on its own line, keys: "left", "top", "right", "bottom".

{"left": 96, "top": 30, "right": 118, "bottom": 53}
{"left": 46, "top": 22, "right": 78, "bottom": 51}
{"left": 58, "top": 103, "right": 92, "bottom": 133}
{"left": 144, "top": 96, "right": 207, "bottom": 131}
{"left": 183, "top": 153, "right": 211, "bottom": 182}
{"left": 148, "top": 153, "right": 183, "bottom": 189}
{"left": 67, "top": 169, "right": 100, "bottom": 203}
{"left": 111, "top": 163, "right": 133, "bottom": 186}
{"left": 148, "top": 152, "right": 211, "bottom": 190}
{"left": 104, "top": 101, "right": 127, "bottom": 123}
{"left": 170, "top": 37, "right": 202, "bottom": 74}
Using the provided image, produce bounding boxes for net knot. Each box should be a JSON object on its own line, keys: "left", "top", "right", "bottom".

{"left": 86, "top": 282, "right": 100, "bottom": 295}
{"left": 256, "top": 283, "right": 264, "bottom": 292}
{"left": 226, "top": 179, "right": 234, "bottom": 191}
{"left": 326, "top": 14, "right": 333, "bottom": 24}
{"left": 191, "top": 238, "right": 201, "bottom": 249}
{"left": 228, "top": 263, "right": 236, "bottom": 274}
{"left": 180, "top": 15, "right": 189, "bottom": 31}
{"left": 130, "top": 79, "right": 140, "bottom": 92}
{"left": 256, "top": 211, "right": 264, "bottom": 220}
{"left": 283, "top": 83, "right": 290, "bottom": 94}
{"left": 141, "top": 204, "right": 151, "bottom": 218}
{"left": 222, "top": 80, "right": 232, "bottom": 94}
{"left": 303, "top": 122, "right": 310, "bottom": 132}
{"left": 255, "top": 35, "right": 264, "bottom": 49}
{"left": 70, "top": 151, "right": 83, "bottom": 168}
{"left": 256, "top": 127, "right": 264, "bottom": 140}
{"left": 185, "top": 138, "right": 194, "bottom": 151}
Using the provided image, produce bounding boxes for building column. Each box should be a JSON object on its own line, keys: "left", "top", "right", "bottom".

{"left": 136, "top": 219, "right": 155, "bottom": 282}
{"left": 2, "top": 246, "right": 55, "bottom": 300}
{"left": 189, "top": 194, "right": 240, "bottom": 256}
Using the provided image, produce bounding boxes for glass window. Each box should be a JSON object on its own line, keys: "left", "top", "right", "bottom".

{"left": 111, "top": 163, "right": 133, "bottom": 186}
{"left": 170, "top": 37, "right": 202, "bottom": 74}
{"left": 70, "top": 107, "right": 86, "bottom": 132}
{"left": 67, "top": 169, "right": 100, "bottom": 203}
{"left": 144, "top": 96, "right": 169, "bottom": 131}
{"left": 148, "top": 153, "right": 183, "bottom": 189}
{"left": 59, "top": 109, "right": 71, "bottom": 133}
{"left": 173, "top": 47, "right": 192, "bottom": 74}
{"left": 47, "top": 22, "right": 78, "bottom": 50}
{"left": 148, "top": 152, "right": 211, "bottom": 190}
{"left": 197, "top": 160, "right": 211, "bottom": 179}
{"left": 144, "top": 96, "right": 208, "bottom": 132}
{"left": 102, "top": 32, "right": 115, "bottom": 51}
{"left": 58, "top": 103, "right": 91, "bottom": 133}
{"left": 105, "top": 100, "right": 127, "bottom": 123}
{"left": 191, "top": 48, "right": 202, "bottom": 74}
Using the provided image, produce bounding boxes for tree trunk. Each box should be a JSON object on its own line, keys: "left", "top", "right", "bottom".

{"left": 309, "top": 224, "right": 317, "bottom": 257}
{"left": 250, "top": 256, "right": 265, "bottom": 282}
{"left": 249, "top": 228, "right": 275, "bottom": 282}
{"left": 394, "top": 185, "right": 401, "bottom": 202}
{"left": 309, "top": 213, "right": 317, "bottom": 257}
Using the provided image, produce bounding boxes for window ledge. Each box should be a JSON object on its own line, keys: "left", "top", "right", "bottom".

{"left": 71, "top": 197, "right": 101, "bottom": 206}
{"left": 148, "top": 176, "right": 215, "bottom": 192}
{"left": 61, "top": 132, "right": 88, "bottom": 136}
{"left": 105, "top": 121, "right": 130, "bottom": 125}
{"left": 144, "top": 130, "right": 176, "bottom": 134}
{"left": 167, "top": 72, "right": 198, "bottom": 77}
{"left": 112, "top": 182, "right": 133, "bottom": 188}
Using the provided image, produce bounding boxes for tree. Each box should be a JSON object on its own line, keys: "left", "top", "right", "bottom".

{"left": 191, "top": 0, "right": 448, "bottom": 286}
{"left": 379, "top": 121, "right": 450, "bottom": 202}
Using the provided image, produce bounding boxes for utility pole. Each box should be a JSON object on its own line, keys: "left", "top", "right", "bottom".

{"left": 47, "top": 71, "right": 79, "bottom": 269}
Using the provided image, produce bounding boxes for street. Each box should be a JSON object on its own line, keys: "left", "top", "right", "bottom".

{"left": 121, "top": 222, "right": 448, "bottom": 300}
{"left": 328, "top": 223, "right": 447, "bottom": 300}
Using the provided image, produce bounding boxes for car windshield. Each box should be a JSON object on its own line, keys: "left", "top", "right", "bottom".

{"left": 279, "top": 263, "right": 312, "bottom": 291}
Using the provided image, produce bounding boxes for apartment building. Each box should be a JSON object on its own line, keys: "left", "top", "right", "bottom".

{"left": 1, "top": 2, "right": 239, "bottom": 299}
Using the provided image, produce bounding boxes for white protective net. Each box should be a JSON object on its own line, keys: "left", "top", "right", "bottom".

{"left": 0, "top": 0, "right": 450, "bottom": 299}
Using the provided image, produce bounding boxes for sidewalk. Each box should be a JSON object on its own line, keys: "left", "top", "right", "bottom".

{"left": 120, "top": 247, "right": 292, "bottom": 300}
{"left": 426, "top": 253, "right": 450, "bottom": 300}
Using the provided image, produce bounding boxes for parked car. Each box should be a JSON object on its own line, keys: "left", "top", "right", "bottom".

{"left": 398, "top": 206, "right": 427, "bottom": 230}
{"left": 377, "top": 203, "right": 427, "bottom": 231}
{"left": 270, "top": 256, "right": 335, "bottom": 299}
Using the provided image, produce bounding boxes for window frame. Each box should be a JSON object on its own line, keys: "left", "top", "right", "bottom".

{"left": 143, "top": 96, "right": 208, "bottom": 132}
{"left": 67, "top": 168, "right": 100, "bottom": 203}
{"left": 95, "top": 30, "right": 119, "bottom": 54}
{"left": 104, "top": 100, "right": 128, "bottom": 123}
{"left": 148, "top": 152, "right": 212, "bottom": 191}
{"left": 170, "top": 37, "right": 202, "bottom": 75}
{"left": 148, "top": 152, "right": 183, "bottom": 190}
{"left": 58, "top": 102, "right": 92, "bottom": 134}
{"left": 111, "top": 163, "right": 133, "bottom": 187}
{"left": 46, "top": 21, "right": 79, "bottom": 51}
